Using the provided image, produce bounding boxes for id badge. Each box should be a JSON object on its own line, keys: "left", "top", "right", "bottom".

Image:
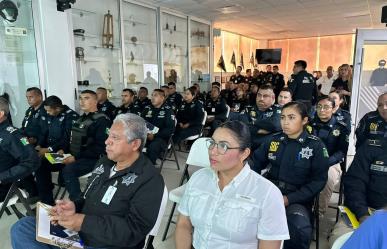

{"left": 211, "top": 108, "right": 215, "bottom": 113}
{"left": 101, "top": 185, "right": 117, "bottom": 205}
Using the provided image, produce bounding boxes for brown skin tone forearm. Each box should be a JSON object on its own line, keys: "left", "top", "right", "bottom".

{"left": 175, "top": 215, "right": 193, "bottom": 249}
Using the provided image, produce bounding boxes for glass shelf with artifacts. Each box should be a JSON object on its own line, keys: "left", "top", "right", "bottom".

{"left": 190, "top": 20, "right": 211, "bottom": 91}
{"left": 162, "top": 12, "right": 188, "bottom": 92}
{"left": 122, "top": 1, "right": 159, "bottom": 93}
{"left": 71, "top": 0, "right": 125, "bottom": 106}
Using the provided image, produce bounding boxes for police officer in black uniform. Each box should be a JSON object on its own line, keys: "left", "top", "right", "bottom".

{"left": 193, "top": 83, "right": 206, "bottom": 104}
{"left": 253, "top": 101, "right": 329, "bottom": 249}
{"left": 173, "top": 86, "right": 204, "bottom": 144}
{"left": 115, "top": 88, "right": 140, "bottom": 116}
{"left": 355, "top": 92, "right": 387, "bottom": 149}
{"left": 166, "top": 82, "right": 183, "bottom": 112}
{"left": 96, "top": 87, "right": 116, "bottom": 121}
{"left": 34, "top": 96, "right": 79, "bottom": 204}
{"left": 134, "top": 87, "right": 152, "bottom": 111}
{"left": 241, "top": 84, "right": 282, "bottom": 150}
{"left": 22, "top": 87, "right": 47, "bottom": 145}
{"left": 287, "top": 60, "right": 318, "bottom": 112}
{"left": 205, "top": 86, "right": 228, "bottom": 135}
{"left": 11, "top": 113, "right": 164, "bottom": 249}
{"left": 309, "top": 96, "right": 350, "bottom": 216}
{"left": 142, "top": 89, "right": 175, "bottom": 165}
{"left": 329, "top": 91, "right": 352, "bottom": 128}
{"left": 229, "top": 65, "right": 245, "bottom": 84}
{"left": 0, "top": 97, "right": 39, "bottom": 201}
{"left": 270, "top": 65, "right": 285, "bottom": 99}
{"left": 244, "top": 68, "right": 253, "bottom": 85}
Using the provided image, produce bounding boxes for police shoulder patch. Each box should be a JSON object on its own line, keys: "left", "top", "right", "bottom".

{"left": 6, "top": 126, "right": 17, "bottom": 133}
{"left": 20, "top": 137, "right": 29, "bottom": 146}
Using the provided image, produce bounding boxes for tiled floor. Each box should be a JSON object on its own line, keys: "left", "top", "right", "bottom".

{"left": 0, "top": 151, "right": 345, "bottom": 249}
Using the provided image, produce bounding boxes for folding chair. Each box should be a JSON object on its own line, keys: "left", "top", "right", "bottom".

{"left": 161, "top": 137, "right": 210, "bottom": 241}
{"left": 313, "top": 195, "right": 320, "bottom": 249}
{"left": 55, "top": 172, "right": 93, "bottom": 200}
{"left": 179, "top": 110, "right": 207, "bottom": 152}
{"left": 159, "top": 119, "right": 180, "bottom": 172}
{"left": 144, "top": 186, "right": 168, "bottom": 249}
{"left": 225, "top": 104, "right": 231, "bottom": 119}
{"left": 0, "top": 181, "right": 33, "bottom": 219}
{"left": 328, "top": 158, "right": 348, "bottom": 222}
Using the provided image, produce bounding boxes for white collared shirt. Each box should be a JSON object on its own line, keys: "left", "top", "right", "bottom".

{"left": 178, "top": 163, "right": 289, "bottom": 249}
{"left": 317, "top": 75, "right": 337, "bottom": 95}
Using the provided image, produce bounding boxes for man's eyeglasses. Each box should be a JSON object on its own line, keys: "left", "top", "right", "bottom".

{"left": 316, "top": 105, "right": 333, "bottom": 111}
{"left": 206, "top": 138, "right": 241, "bottom": 155}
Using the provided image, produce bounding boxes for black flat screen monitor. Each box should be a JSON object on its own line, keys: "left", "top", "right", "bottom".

{"left": 255, "top": 49, "right": 282, "bottom": 64}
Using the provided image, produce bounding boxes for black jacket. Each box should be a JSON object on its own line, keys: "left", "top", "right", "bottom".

{"left": 133, "top": 97, "right": 151, "bottom": 111}
{"left": 344, "top": 139, "right": 387, "bottom": 219}
{"left": 205, "top": 97, "right": 228, "bottom": 121}
{"left": 252, "top": 131, "right": 329, "bottom": 205}
{"left": 309, "top": 116, "right": 350, "bottom": 166}
{"left": 176, "top": 100, "right": 204, "bottom": 128}
{"left": 355, "top": 110, "right": 387, "bottom": 148}
{"left": 0, "top": 119, "right": 40, "bottom": 184}
{"left": 166, "top": 92, "right": 183, "bottom": 112}
{"left": 38, "top": 105, "right": 79, "bottom": 152}
{"left": 242, "top": 104, "right": 282, "bottom": 133}
{"left": 141, "top": 104, "right": 175, "bottom": 141}
{"left": 76, "top": 154, "right": 164, "bottom": 249}
{"left": 288, "top": 70, "right": 318, "bottom": 104}
{"left": 115, "top": 104, "right": 141, "bottom": 117}
{"left": 21, "top": 104, "right": 47, "bottom": 141}
{"left": 98, "top": 100, "right": 116, "bottom": 121}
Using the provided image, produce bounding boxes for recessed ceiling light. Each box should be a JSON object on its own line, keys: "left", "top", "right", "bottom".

{"left": 216, "top": 4, "right": 242, "bottom": 14}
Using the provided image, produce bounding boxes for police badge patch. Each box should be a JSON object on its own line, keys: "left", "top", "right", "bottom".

{"left": 122, "top": 173, "right": 138, "bottom": 186}
{"left": 332, "top": 129, "right": 340, "bottom": 136}
{"left": 93, "top": 164, "right": 105, "bottom": 175}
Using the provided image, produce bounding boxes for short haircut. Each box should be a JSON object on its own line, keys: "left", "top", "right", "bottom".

{"left": 0, "top": 97, "right": 10, "bottom": 115}
{"left": 114, "top": 113, "right": 148, "bottom": 151}
{"left": 295, "top": 60, "right": 307, "bottom": 69}
{"left": 237, "top": 66, "right": 242, "bottom": 70}
{"left": 43, "top": 95, "right": 63, "bottom": 109}
{"left": 153, "top": 89, "right": 165, "bottom": 97}
{"left": 26, "top": 87, "right": 42, "bottom": 96}
{"left": 258, "top": 84, "right": 274, "bottom": 92}
{"left": 280, "top": 87, "right": 293, "bottom": 97}
{"left": 122, "top": 88, "right": 135, "bottom": 96}
{"left": 139, "top": 87, "right": 148, "bottom": 94}
{"left": 186, "top": 86, "right": 197, "bottom": 97}
{"left": 211, "top": 81, "right": 221, "bottom": 87}
{"left": 246, "top": 69, "right": 251, "bottom": 73}
{"left": 317, "top": 96, "right": 336, "bottom": 108}
{"left": 161, "top": 85, "right": 169, "bottom": 90}
{"left": 81, "top": 90, "right": 97, "bottom": 99}
{"left": 219, "top": 121, "right": 251, "bottom": 151}
{"left": 97, "top": 87, "right": 107, "bottom": 92}
{"left": 167, "top": 82, "right": 176, "bottom": 87}
{"left": 212, "top": 86, "right": 221, "bottom": 93}
{"left": 273, "top": 65, "right": 279, "bottom": 69}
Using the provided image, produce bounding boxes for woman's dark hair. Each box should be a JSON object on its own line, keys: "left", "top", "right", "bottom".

{"left": 317, "top": 96, "right": 335, "bottom": 108}
{"left": 44, "top": 95, "right": 63, "bottom": 109}
{"left": 280, "top": 87, "right": 293, "bottom": 97}
{"left": 186, "top": 86, "right": 197, "bottom": 97}
{"left": 330, "top": 90, "right": 345, "bottom": 101}
{"left": 219, "top": 121, "right": 251, "bottom": 151}
{"left": 282, "top": 101, "right": 309, "bottom": 120}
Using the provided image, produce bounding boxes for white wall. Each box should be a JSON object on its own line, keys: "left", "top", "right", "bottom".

{"left": 34, "top": 0, "right": 77, "bottom": 109}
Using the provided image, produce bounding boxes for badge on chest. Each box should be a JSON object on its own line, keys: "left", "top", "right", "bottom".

{"left": 101, "top": 181, "right": 118, "bottom": 205}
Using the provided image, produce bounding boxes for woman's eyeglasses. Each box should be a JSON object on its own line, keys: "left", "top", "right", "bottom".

{"left": 206, "top": 138, "right": 241, "bottom": 155}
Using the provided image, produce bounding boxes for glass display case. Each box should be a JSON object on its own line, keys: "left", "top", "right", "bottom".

{"left": 0, "top": 0, "right": 40, "bottom": 127}
{"left": 190, "top": 20, "right": 210, "bottom": 91}
{"left": 71, "top": 0, "right": 123, "bottom": 105}
{"left": 162, "top": 12, "right": 188, "bottom": 92}
{"left": 122, "top": 1, "right": 158, "bottom": 93}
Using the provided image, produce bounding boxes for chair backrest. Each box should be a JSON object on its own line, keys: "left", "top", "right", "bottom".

{"left": 186, "top": 137, "right": 210, "bottom": 168}
{"left": 331, "top": 231, "right": 353, "bottom": 249}
{"left": 148, "top": 185, "right": 168, "bottom": 236}
{"left": 225, "top": 105, "right": 231, "bottom": 119}
{"left": 201, "top": 109, "right": 207, "bottom": 126}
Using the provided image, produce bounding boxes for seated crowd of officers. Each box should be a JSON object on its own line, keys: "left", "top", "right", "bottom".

{"left": 0, "top": 58, "right": 386, "bottom": 249}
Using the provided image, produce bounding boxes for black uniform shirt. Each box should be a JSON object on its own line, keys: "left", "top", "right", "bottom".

{"left": 252, "top": 130, "right": 329, "bottom": 205}
{"left": 176, "top": 100, "right": 204, "bottom": 128}
{"left": 97, "top": 100, "right": 116, "bottom": 121}
{"left": 0, "top": 119, "right": 39, "bottom": 184}
{"left": 334, "top": 108, "right": 351, "bottom": 128}
{"left": 21, "top": 104, "right": 47, "bottom": 140}
{"left": 76, "top": 154, "right": 164, "bottom": 249}
{"left": 309, "top": 116, "right": 350, "bottom": 166}
{"left": 133, "top": 97, "right": 151, "bottom": 111}
{"left": 287, "top": 70, "right": 318, "bottom": 103}
{"left": 355, "top": 110, "right": 387, "bottom": 148}
{"left": 115, "top": 104, "right": 141, "bottom": 117}
{"left": 344, "top": 138, "right": 387, "bottom": 219}
{"left": 166, "top": 92, "right": 183, "bottom": 112}
{"left": 242, "top": 104, "right": 282, "bottom": 132}
{"left": 205, "top": 97, "right": 228, "bottom": 121}
{"left": 230, "top": 74, "right": 245, "bottom": 84}
{"left": 141, "top": 104, "right": 174, "bottom": 141}
{"left": 39, "top": 105, "right": 79, "bottom": 152}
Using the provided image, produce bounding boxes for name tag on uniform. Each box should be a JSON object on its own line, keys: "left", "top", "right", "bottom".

{"left": 101, "top": 185, "right": 117, "bottom": 205}
{"left": 211, "top": 108, "right": 215, "bottom": 112}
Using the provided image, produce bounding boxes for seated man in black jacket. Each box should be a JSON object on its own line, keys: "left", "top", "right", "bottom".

{"left": 11, "top": 113, "right": 165, "bottom": 249}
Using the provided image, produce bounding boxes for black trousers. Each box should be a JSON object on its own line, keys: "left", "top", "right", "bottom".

{"left": 283, "top": 203, "right": 313, "bottom": 249}
{"left": 173, "top": 126, "right": 201, "bottom": 144}
{"left": 146, "top": 137, "right": 167, "bottom": 165}
{"left": 35, "top": 158, "right": 64, "bottom": 205}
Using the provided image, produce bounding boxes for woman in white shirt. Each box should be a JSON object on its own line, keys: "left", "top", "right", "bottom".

{"left": 175, "top": 121, "right": 289, "bottom": 249}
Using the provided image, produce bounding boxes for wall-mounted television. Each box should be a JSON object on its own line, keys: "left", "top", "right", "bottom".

{"left": 255, "top": 49, "right": 282, "bottom": 64}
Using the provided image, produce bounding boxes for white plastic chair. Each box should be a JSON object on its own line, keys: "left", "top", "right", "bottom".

{"left": 225, "top": 104, "right": 231, "bottom": 119}
{"left": 331, "top": 231, "right": 354, "bottom": 249}
{"left": 161, "top": 137, "right": 211, "bottom": 241}
{"left": 143, "top": 186, "right": 168, "bottom": 249}
{"left": 0, "top": 182, "right": 32, "bottom": 219}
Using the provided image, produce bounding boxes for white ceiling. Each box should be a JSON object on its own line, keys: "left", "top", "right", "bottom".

{"left": 141, "top": 0, "right": 387, "bottom": 40}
